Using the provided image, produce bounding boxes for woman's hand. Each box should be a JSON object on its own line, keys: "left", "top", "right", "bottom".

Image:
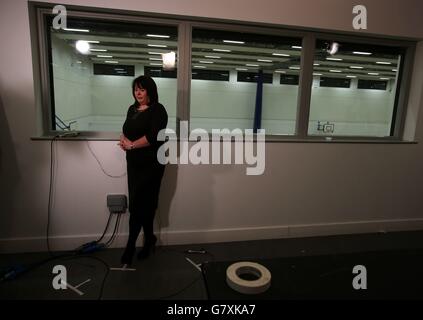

{"left": 118, "top": 134, "right": 132, "bottom": 151}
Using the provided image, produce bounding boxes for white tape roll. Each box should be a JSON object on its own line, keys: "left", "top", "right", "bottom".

{"left": 226, "top": 261, "right": 271, "bottom": 294}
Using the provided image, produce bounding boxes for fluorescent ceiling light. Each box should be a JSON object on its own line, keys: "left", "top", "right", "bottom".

{"left": 272, "top": 53, "right": 290, "bottom": 57}
{"left": 199, "top": 60, "right": 214, "bottom": 64}
{"left": 368, "top": 72, "right": 379, "bottom": 75}
{"left": 148, "top": 52, "right": 163, "bottom": 55}
{"left": 326, "top": 57, "right": 343, "bottom": 61}
{"left": 289, "top": 66, "right": 300, "bottom": 70}
{"left": 392, "top": 69, "right": 398, "bottom": 72}
{"left": 380, "top": 77, "right": 390, "bottom": 80}
{"left": 314, "top": 63, "right": 320, "bottom": 66}
{"left": 257, "top": 59, "right": 272, "bottom": 62}
{"left": 376, "top": 61, "right": 392, "bottom": 65}
{"left": 223, "top": 40, "right": 245, "bottom": 44}
{"left": 313, "top": 73, "right": 322, "bottom": 76}
{"left": 193, "top": 65, "right": 206, "bottom": 68}
{"left": 213, "top": 49, "right": 231, "bottom": 52}
{"left": 63, "top": 28, "right": 89, "bottom": 32}
{"left": 90, "top": 49, "right": 107, "bottom": 52}
{"left": 350, "top": 66, "right": 363, "bottom": 69}
{"left": 275, "top": 70, "right": 286, "bottom": 73}
{"left": 291, "top": 46, "right": 302, "bottom": 49}
{"left": 147, "top": 44, "right": 167, "bottom": 48}
{"left": 105, "top": 60, "right": 118, "bottom": 64}
{"left": 149, "top": 58, "right": 162, "bottom": 61}
{"left": 146, "top": 34, "right": 170, "bottom": 38}
{"left": 329, "top": 69, "right": 342, "bottom": 73}
{"left": 150, "top": 63, "right": 162, "bottom": 66}
{"left": 86, "top": 40, "right": 99, "bottom": 43}
{"left": 205, "top": 55, "right": 221, "bottom": 59}
{"left": 353, "top": 51, "right": 372, "bottom": 55}
{"left": 246, "top": 64, "right": 259, "bottom": 67}
{"left": 97, "top": 55, "right": 112, "bottom": 58}
{"left": 346, "top": 75, "right": 356, "bottom": 78}
{"left": 236, "top": 68, "right": 248, "bottom": 71}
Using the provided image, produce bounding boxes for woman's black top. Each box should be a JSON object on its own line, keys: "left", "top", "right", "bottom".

{"left": 122, "top": 102, "right": 168, "bottom": 166}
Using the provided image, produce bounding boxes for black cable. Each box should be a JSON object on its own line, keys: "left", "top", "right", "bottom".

{"left": 105, "top": 214, "right": 122, "bottom": 247}
{"left": 157, "top": 275, "right": 203, "bottom": 300}
{"left": 86, "top": 140, "right": 126, "bottom": 178}
{"left": 47, "top": 136, "right": 59, "bottom": 257}
{"left": 96, "top": 212, "right": 113, "bottom": 244}
{"left": 60, "top": 254, "right": 110, "bottom": 300}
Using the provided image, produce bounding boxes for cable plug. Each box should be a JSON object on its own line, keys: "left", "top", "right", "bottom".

{"left": 0, "top": 265, "right": 26, "bottom": 282}
{"left": 78, "top": 242, "right": 105, "bottom": 254}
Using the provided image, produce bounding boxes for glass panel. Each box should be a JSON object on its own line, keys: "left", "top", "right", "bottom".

{"left": 308, "top": 40, "right": 404, "bottom": 137}
{"left": 190, "top": 28, "right": 302, "bottom": 134}
{"left": 48, "top": 17, "right": 178, "bottom": 132}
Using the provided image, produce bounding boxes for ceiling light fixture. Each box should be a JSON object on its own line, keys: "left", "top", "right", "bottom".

{"left": 64, "top": 28, "right": 89, "bottom": 32}
{"left": 326, "top": 42, "right": 339, "bottom": 55}
{"left": 146, "top": 34, "right": 170, "bottom": 38}
{"left": 147, "top": 44, "right": 167, "bottom": 48}
{"left": 272, "top": 53, "right": 290, "bottom": 57}
{"left": 75, "top": 40, "right": 90, "bottom": 54}
{"left": 353, "top": 51, "right": 372, "bottom": 55}
{"left": 223, "top": 40, "right": 245, "bottom": 44}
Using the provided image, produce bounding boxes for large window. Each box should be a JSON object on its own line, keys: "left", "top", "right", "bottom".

{"left": 190, "top": 28, "right": 302, "bottom": 135}
{"left": 31, "top": 4, "right": 414, "bottom": 141}
{"left": 308, "top": 40, "right": 405, "bottom": 137}
{"left": 46, "top": 15, "right": 178, "bottom": 133}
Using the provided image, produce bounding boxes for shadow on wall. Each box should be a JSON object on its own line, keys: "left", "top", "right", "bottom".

{"left": 156, "top": 164, "right": 178, "bottom": 230}
{"left": 0, "top": 92, "right": 21, "bottom": 241}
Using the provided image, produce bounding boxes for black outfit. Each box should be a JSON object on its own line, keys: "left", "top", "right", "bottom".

{"left": 121, "top": 102, "right": 168, "bottom": 264}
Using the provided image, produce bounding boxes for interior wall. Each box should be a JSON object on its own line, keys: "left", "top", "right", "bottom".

{"left": 1, "top": 0, "right": 423, "bottom": 253}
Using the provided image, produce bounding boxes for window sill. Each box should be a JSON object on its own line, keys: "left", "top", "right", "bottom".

{"left": 31, "top": 135, "right": 418, "bottom": 144}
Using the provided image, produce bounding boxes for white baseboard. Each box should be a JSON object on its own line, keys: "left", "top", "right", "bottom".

{"left": 1, "top": 218, "right": 423, "bottom": 254}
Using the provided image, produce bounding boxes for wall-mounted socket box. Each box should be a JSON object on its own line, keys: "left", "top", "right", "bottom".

{"left": 107, "top": 194, "right": 127, "bottom": 214}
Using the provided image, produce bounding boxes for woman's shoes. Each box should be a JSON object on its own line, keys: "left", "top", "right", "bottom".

{"left": 120, "top": 245, "right": 135, "bottom": 265}
{"left": 137, "top": 235, "right": 157, "bottom": 260}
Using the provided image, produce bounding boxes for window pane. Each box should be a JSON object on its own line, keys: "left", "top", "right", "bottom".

{"left": 190, "top": 28, "right": 302, "bottom": 134}
{"left": 48, "top": 17, "right": 177, "bottom": 132}
{"left": 308, "top": 40, "right": 404, "bottom": 137}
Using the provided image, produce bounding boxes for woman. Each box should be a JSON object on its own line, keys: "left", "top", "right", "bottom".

{"left": 119, "top": 75, "right": 168, "bottom": 265}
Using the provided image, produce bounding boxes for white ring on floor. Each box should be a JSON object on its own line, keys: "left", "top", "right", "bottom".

{"left": 226, "top": 261, "right": 271, "bottom": 294}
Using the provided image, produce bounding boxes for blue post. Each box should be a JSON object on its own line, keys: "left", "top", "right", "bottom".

{"left": 253, "top": 70, "right": 263, "bottom": 133}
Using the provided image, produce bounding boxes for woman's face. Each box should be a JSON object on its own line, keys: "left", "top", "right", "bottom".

{"left": 134, "top": 84, "right": 149, "bottom": 105}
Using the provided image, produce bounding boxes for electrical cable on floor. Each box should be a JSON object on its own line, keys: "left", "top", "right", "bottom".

{"left": 46, "top": 136, "right": 58, "bottom": 257}
{"left": 86, "top": 140, "right": 126, "bottom": 178}
{"left": 156, "top": 275, "right": 203, "bottom": 300}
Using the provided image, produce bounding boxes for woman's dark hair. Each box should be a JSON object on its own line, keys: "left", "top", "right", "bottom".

{"left": 132, "top": 75, "right": 159, "bottom": 105}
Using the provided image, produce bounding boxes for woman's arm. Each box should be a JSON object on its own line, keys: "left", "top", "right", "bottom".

{"left": 119, "top": 134, "right": 150, "bottom": 151}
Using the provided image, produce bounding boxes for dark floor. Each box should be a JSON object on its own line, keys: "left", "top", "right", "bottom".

{"left": 1, "top": 230, "right": 423, "bottom": 300}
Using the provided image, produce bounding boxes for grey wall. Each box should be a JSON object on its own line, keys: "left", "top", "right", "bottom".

{"left": 1, "top": 0, "right": 423, "bottom": 252}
